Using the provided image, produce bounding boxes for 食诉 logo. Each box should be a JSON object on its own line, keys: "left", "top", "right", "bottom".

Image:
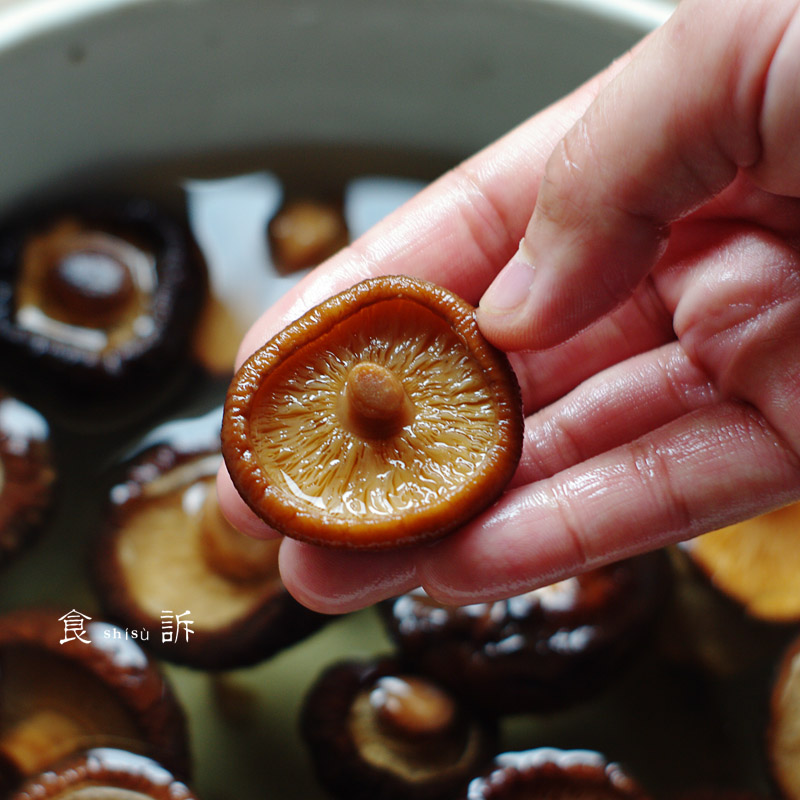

{"left": 58, "top": 609, "right": 195, "bottom": 645}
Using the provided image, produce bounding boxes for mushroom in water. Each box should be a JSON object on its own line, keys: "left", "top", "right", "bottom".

{"left": 93, "top": 407, "right": 328, "bottom": 670}
{"left": 222, "top": 275, "right": 524, "bottom": 549}
{"left": 301, "top": 657, "right": 496, "bottom": 800}
{"left": 0, "top": 608, "right": 189, "bottom": 791}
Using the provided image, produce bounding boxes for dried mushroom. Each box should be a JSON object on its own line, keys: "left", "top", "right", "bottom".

{"left": 0, "top": 197, "right": 206, "bottom": 423}
{"left": 768, "top": 632, "right": 800, "bottom": 799}
{"left": 10, "top": 747, "right": 200, "bottom": 800}
{"left": 301, "top": 657, "right": 496, "bottom": 800}
{"left": 0, "top": 608, "right": 189, "bottom": 790}
{"left": 0, "top": 390, "right": 56, "bottom": 567}
{"left": 462, "top": 748, "right": 650, "bottom": 800}
{"left": 93, "top": 407, "right": 328, "bottom": 670}
{"left": 267, "top": 197, "right": 349, "bottom": 273}
{"left": 681, "top": 502, "right": 800, "bottom": 623}
{"left": 380, "top": 551, "right": 671, "bottom": 714}
{"left": 222, "top": 275, "right": 523, "bottom": 549}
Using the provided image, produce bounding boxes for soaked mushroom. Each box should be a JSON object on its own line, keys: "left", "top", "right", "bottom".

{"left": 267, "top": 197, "right": 349, "bottom": 273}
{"left": 0, "top": 390, "right": 56, "bottom": 567}
{"left": 0, "top": 197, "right": 206, "bottom": 426}
{"left": 462, "top": 748, "right": 650, "bottom": 800}
{"left": 380, "top": 551, "right": 672, "bottom": 714}
{"left": 301, "top": 658, "right": 496, "bottom": 800}
{"left": 93, "top": 407, "right": 328, "bottom": 670}
{"left": 681, "top": 502, "right": 800, "bottom": 623}
{"left": 222, "top": 275, "right": 523, "bottom": 549}
{"left": 10, "top": 747, "right": 200, "bottom": 800}
{"left": 0, "top": 608, "right": 189, "bottom": 790}
{"left": 768, "top": 632, "right": 800, "bottom": 799}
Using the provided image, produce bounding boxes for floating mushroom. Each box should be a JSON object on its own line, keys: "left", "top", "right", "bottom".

{"left": 301, "top": 657, "right": 496, "bottom": 800}
{"left": 768, "top": 631, "right": 800, "bottom": 799}
{"left": 9, "top": 747, "right": 200, "bottom": 800}
{"left": 681, "top": 502, "right": 800, "bottom": 623}
{"left": 0, "top": 608, "right": 189, "bottom": 790}
{"left": 222, "top": 275, "right": 523, "bottom": 549}
{"left": 0, "top": 390, "right": 56, "bottom": 567}
{"left": 380, "top": 551, "right": 671, "bottom": 714}
{"left": 0, "top": 197, "right": 207, "bottom": 426}
{"left": 93, "top": 407, "right": 328, "bottom": 670}
{"left": 462, "top": 748, "right": 650, "bottom": 800}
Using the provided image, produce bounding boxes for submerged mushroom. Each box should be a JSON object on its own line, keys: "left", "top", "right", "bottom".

{"left": 93, "top": 407, "right": 328, "bottom": 670}
{"left": 222, "top": 275, "right": 523, "bottom": 549}
{"left": 681, "top": 502, "right": 800, "bottom": 623}
{"left": 0, "top": 608, "right": 189, "bottom": 790}
{"left": 10, "top": 747, "right": 200, "bottom": 800}
{"left": 0, "top": 197, "right": 206, "bottom": 425}
{"left": 0, "top": 390, "right": 56, "bottom": 567}
{"left": 462, "top": 748, "right": 650, "bottom": 800}
{"left": 380, "top": 551, "right": 672, "bottom": 714}
{"left": 301, "top": 658, "right": 496, "bottom": 800}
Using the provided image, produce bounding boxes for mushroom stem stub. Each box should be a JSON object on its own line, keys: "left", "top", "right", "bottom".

{"left": 369, "top": 675, "right": 456, "bottom": 739}
{"left": 344, "top": 362, "right": 411, "bottom": 439}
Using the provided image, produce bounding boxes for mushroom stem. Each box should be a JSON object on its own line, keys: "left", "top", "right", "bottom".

{"left": 369, "top": 675, "right": 456, "bottom": 739}
{"left": 198, "top": 488, "right": 281, "bottom": 583}
{"left": 343, "top": 362, "right": 412, "bottom": 439}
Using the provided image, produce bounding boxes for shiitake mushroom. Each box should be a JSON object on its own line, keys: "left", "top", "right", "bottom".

{"left": 301, "top": 657, "right": 496, "bottom": 800}
{"left": 380, "top": 551, "right": 672, "bottom": 715}
{"left": 222, "top": 275, "right": 523, "bottom": 549}
{"left": 10, "top": 747, "right": 200, "bottom": 800}
{"left": 462, "top": 748, "right": 650, "bottom": 800}
{"left": 0, "top": 389, "right": 56, "bottom": 567}
{"left": 0, "top": 608, "right": 189, "bottom": 790}
{"left": 93, "top": 407, "right": 328, "bottom": 670}
{"left": 0, "top": 196, "right": 207, "bottom": 427}
{"left": 768, "top": 631, "right": 800, "bottom": 800}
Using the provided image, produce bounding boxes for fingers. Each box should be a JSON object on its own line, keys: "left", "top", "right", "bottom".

{"left": 478, "top": 0, "right": 800, "bottom": 351}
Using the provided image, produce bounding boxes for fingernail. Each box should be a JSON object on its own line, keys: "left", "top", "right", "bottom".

{"left": 480, "top": 244, "right": 535, "bottom": 313}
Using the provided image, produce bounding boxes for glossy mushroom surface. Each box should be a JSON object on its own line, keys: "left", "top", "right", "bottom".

{"left": 681, "top": 502, "right": 800, "bottom": 623}
{"left": 0, "top": 197, "right": 206, "bottom": 422}
{"left": 301, "top": 658, "right": 496, "bottom": 800}
{"left": 93, "top": 408, "right": 328, "bottom": 670}
{"left": 463, "top": 748, "right": 650, "bottom": 800}
{"left": 0, "top": 608, "right": 189, "bottom": 788}
{"left": 380, "top": 551, "right": 672, "bottom": 714}
{"left": 222, "top": 275, "right": 523, "bottom": 549}
{"left": 768, "top": 632, "right": 800, "bottom": 799}
{"left": 10, "top": 747, "right": 199, "bottom": 800}
{"left": 0, "top": 390, "right": 56, "bottom": 567}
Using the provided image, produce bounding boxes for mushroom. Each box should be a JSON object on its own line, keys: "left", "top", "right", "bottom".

{"left": 0, "top": 197, "right": 207, "bottom": 427}
{"left": 267, "top": 197, "right": 349, "bottom": 273}
{"left": 0, "top": 390, "right": 56, "bottom": 567}
{"left": 0, "top": 608, "right": 189, "bottom": 790}
{"left": 380, "top": 551, "right": 671, "bottom": 715}
{"left": 300, "top": 657, "right": 496, "bottom": 800}
{"left": 93, "top": 407, "right": 328, "bottom": 670}
{"left": 222, "top": 275, "right": 523, "bottom": 549}
{"left": 768, "top": 631, "right": 800, "bottom": 799}
{"left": 462, "top": 748, "right": 650, "bottom": 800}
{"left": 680, "top": 502, "right": 800, "bottom": 623}
{"left": 10, "top": 747, "right": 200, "bottom": 800}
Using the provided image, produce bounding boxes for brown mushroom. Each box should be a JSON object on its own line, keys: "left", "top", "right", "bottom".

{"left": 0, "top": 608, "right": 189, "bottom": 790}
{"left": 680, "top": 501, "right": 800, "bottom": 623}
{"left": 300, "top": 657, "right": 496, "bottom": 800}
{"left": 10, "top": 747, "right": 200, "bottom": 800}
{"left": 380, "top": 550, "right": 672, "bottom": 714}
{"left": 768, "top": 632, "right": 800, "bottom": 799}
{"left": 0, "top": 197, "right": 207, "bottom": 428}
{"left": 0, "top": 390, "right": 56, "bottom": 567}
{"left": 222, "top": 275, "right": 523, "bottom": 549}
{"left": 267, "top": 197, "right": 349, "bottom": 273}
{"left": 93, "top": 407, "right": 329, "bottom": 670}
{"left": 461, "top": 748, "right": 650, "bottom": 800}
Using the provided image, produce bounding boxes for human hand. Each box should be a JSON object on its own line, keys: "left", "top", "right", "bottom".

{"left": 218, "top": 0, "right": 800, "bottom": 613}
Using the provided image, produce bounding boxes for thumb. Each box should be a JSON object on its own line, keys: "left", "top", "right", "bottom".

{"left": 477, "top": 0, "right": 797, "bottom": 352}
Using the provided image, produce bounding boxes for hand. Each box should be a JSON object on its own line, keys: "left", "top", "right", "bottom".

{"left": 218, "top": 0, "right": 800, "bottom": 613}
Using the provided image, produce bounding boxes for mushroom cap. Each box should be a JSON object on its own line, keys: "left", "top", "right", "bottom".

{"left": 222, "top": 275, "right": 523, "bottom": 549}
{"left": 768, "top": 632, "right": 800, "bottom": 800}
